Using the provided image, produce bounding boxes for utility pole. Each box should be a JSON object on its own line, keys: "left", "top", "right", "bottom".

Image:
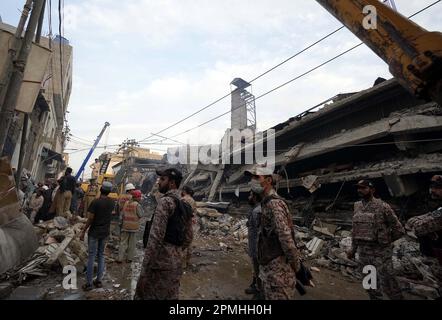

{"left": 15, "top": 0, "right": 46, "bottom": 187}
{"left": 0, "top": 0, "right": 33, "bottom": 110}
{"left": 0, "top": 0, "right": 45, "bottom": 155}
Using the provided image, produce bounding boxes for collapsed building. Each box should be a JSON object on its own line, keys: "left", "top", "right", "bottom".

{"left": 95, "top": 146, "right": 171, "bottom": 194}
{"left": 185, "top": 78, "right": 442, "bottom": 226}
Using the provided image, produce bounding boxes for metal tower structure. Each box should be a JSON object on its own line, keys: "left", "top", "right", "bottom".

{"left": 230, "top": 78, "right": 256, "bottom": 131}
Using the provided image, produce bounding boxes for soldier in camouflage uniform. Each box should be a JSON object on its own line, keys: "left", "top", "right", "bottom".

{"left": 134, "top": 168, "right": 193, "bottom": 300}
{"left": 245, "top": 165, "right": 300, "bottom": 300}
{"left": 406, "top": 175, "right": 442, "bottom": 291}
{"left": 348, "top": 180, "right": 405, "bottom": 300}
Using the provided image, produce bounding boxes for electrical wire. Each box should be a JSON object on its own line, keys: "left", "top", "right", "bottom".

{"left": 154, "top": 1, "right": 441, "bottom": 142}
{"left": 137, "top": 26, "right": 348, "bottom": 143}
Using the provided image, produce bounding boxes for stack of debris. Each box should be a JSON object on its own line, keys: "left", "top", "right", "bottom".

{"left": 392, "top": 237, "right": 441, "bottom": 299}
{"left": 195, "top": 204, "right": 248, "bottom": 243}
{"left": 295, "top": 222, "right": 441, "bottom": 299}
{"left": 3, "top": 216, "right": 88, "bottom": 284}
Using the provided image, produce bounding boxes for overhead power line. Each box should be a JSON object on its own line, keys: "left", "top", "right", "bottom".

{"left": 152, "top": 1, "right": 441, "bottom": 143}
{"left": 137, "top": 25, "right": 347, "bottom": 143}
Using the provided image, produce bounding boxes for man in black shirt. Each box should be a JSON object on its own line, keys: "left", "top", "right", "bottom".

{"left": 80, "top": 181, "right": 115, "bottom": 291}
{"left": 56, "top": 167, "right": 76, "bottom": 217}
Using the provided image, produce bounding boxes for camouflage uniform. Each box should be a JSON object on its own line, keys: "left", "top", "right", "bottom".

{"left": 351, "top": 197, "right": 405, "bottom": 300}
{"left": 406, "top": 207, "right": 442, "bottom": 289}
{"left": 407, "top": 207, "right": 442, "bottom": 239}
{"left": 134, "top": 189, "right": 192, "bottom": 300}
{"left": 258, "top": 189, "right": 300, "bottom": 300}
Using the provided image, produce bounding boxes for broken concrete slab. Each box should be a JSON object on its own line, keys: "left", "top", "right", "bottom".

{"left": 54, "top": 216, "right": 69, "bottom": 229}
{"left": 44, "top": 232, "right": 74, "bottom": 266}
{"left": 306, "top": 237, "right": 325, "bottom": 257}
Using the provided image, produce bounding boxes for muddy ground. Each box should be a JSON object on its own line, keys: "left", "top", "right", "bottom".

{"left": 5, "top": 220, "right": 371, "bottom": 300}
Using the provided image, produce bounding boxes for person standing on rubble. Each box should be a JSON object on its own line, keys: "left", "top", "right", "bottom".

{"left": 90, "top": 158, "right": 101, "bottom": 179}
{"left": 244, "top": 165, "right": 301, "bottom": 300}
{"left": 245, "top": 191, "right": 262, "bottom": 298}
{"left": 116, "top": 183, "right": 135, "bottom": 217}
{"left": 112, "top": 183, "right": 136, "bottom": 237}
{"left": 348, "top": 179, "right": 405, "bottom": 300}
{"left": 28, "top": 188, "right": 44, "bottom": 224}
{"left": 70, "top": 182, "right": 84, "bottom": 215}
{"left": 117, "top": 190, "right": 144, "bottom": 263}
{"left": 406, "top": 175, "right": 442, "bottom": 292}
{"left": 181, "top": 185, "right": 196, "bottom": 268}
{"left": 80, "top": 181, "right": 115, "bottom": 291}
{"left": 134, "top": 168, "right": 193, "bottom": 300}
{"left": 56, "top": 167, "right": 76, "bottom": 217}
{"left": 34, "top": 185, "right": 53, "bottom": 222}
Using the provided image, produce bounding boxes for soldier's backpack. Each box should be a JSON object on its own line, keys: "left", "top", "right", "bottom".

{"left": 163, "top": 194, "right": 194, "bottom": 246}
{"left": 143, "top": 194, "right": 193, "bottom": 247}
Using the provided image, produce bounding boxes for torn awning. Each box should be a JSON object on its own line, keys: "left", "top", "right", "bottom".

{"left": 41, "top": 148, "right": 63, "bottom": 162}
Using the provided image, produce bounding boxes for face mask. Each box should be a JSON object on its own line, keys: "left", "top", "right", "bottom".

{"left": 250, "top": 179, "right": 264, "bottom": 195}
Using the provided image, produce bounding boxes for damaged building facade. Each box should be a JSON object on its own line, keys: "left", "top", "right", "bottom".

{"left": 0, "top": 20, "right": 72, "bottom": 275}
{"left": 0, "top": 22, "right": 73, "bottom": 183}
{"left": 185, "top": 78, "right": 442, "bottom": 227}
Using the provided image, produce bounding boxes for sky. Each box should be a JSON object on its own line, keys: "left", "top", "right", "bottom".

{"left": 1, "top": 0, "right": 441, "bottom": 178}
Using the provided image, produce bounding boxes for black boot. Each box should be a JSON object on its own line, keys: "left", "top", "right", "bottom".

{"left": 245, "top": 277, "right": 258, "bottom": 295}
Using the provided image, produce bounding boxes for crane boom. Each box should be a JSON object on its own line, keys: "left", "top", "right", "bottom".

{"left": 315, "top": 0, "right": 442, "bottom": 105}
{"left": 75, "top": 122, "right": 110, "bottom": 180}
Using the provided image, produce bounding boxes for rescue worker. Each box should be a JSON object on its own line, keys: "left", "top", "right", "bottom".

{"left": 347, "top": 179, "right": 405, "bottom": 300}
{"left": 29, "top": 188, "right": 44, "bottom": 224}
{"left": 117, "top": 190, "right": 144, "bottom": 263}
{"left": 245, "top": 191, "right": 262, "bottom": 298}
{"left": 134, "top": 168, "right": 193, "bottom": 300}
{"left": 83, "top": 179, "right": 98, "bottom": 217}
{"left": 181, "top": 185, "right": 196, "bottom": 268}
{"left": 90, "top": 158, "right": 101, "bottom": 179}
{"left": 244, "top": 165, "right": 301, "bottom": 300}
{"left": 116, "top": 183, "right": 135, "bottom": 217}
{"left": 56, "top": 167, "right": 76, "bottom": 217}
{"left": 406, "top": 175, "right": 442, "bottom": 291}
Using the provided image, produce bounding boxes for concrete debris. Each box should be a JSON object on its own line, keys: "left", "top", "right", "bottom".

{"left": 301, "top": 175, "right": 321, "bottom": 193}
{"left": 197, "top": 208, "right": 223, "bottom": 218}
{"left": 306, "top": 237, "right": 325, "bottom": 257}
{"left": 44, "top": 231, "right": 74, "bottom": 266}
{"left": 397, "top": 278, "right": 440, "bottom": 300}
{"left": 312, "top": 219, "right": 338, "bottom": 237}
{"left": 2, "top": 216, "right": 87, "bottom": 285}
{"left": 299, "top": 227, "right": 440, "bottom": 299}
{"left": 53, "top": 216, "right": 69, "bottom": 229}
{"left": 339, "top": 237, "right": 352, "bottom": 253}
{"left": 196, "top": 205, "right": 248, "bottom": 243}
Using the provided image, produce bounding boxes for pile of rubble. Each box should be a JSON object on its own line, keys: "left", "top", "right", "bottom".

{"left": 295, "top": 221, "right": 441, "bottom": 299}
{"left": 195, "top": 204, "right": 248, "bottom": 243}
{"left": 2, "top": 216, "right": 88, "bottom": 284}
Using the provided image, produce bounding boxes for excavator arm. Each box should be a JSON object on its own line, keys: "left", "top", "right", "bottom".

{"left": 316, "top": 0, "right": 442, "bottom": 105}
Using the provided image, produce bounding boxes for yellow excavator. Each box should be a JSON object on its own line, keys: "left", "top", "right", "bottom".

{"left": 316, "top": 0, "right": 442, "bottom": 105}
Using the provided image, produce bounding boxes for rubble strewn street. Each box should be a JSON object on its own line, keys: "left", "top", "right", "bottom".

{"left": 1, "top": 202, "right": 440, "bottom": 300}
{"left": 1, "top": 0, "right": 442, "bottom": 305}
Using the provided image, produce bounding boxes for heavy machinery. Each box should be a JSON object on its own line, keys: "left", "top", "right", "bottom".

{"left": 316, "top": 0, "right": 442, "bottom": 105}
{"left": 75, "top": 122, "right": 110, "bottom": 180}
